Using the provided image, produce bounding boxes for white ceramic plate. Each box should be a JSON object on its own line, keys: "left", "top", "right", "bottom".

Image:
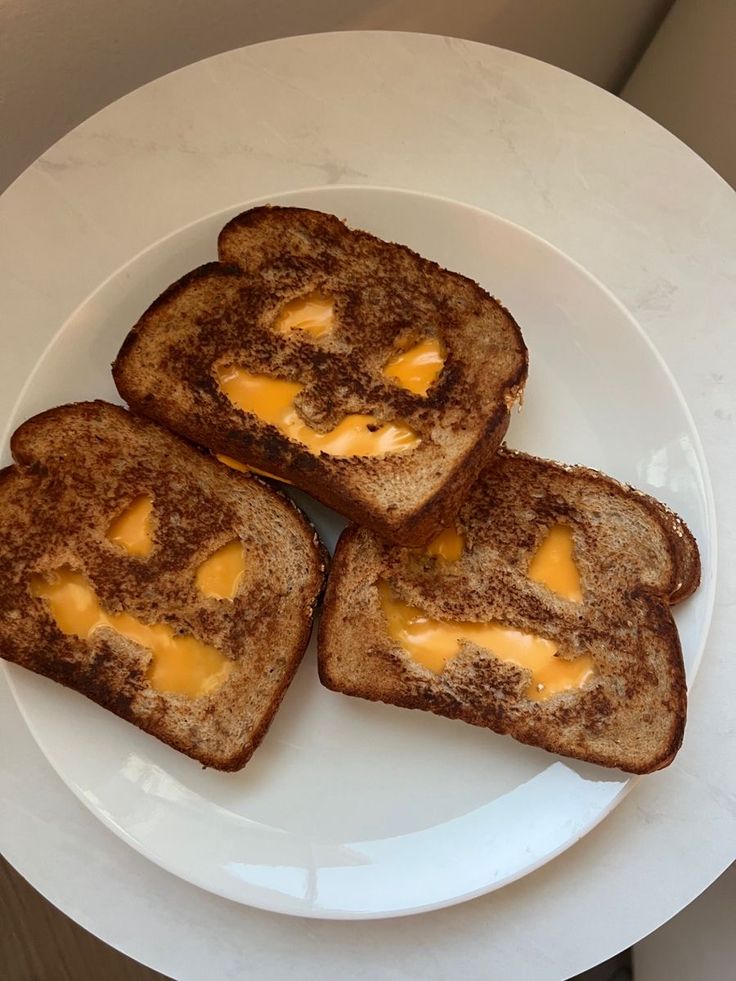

{"left": 2, "top": 186, "right": 715, "bottom": 919}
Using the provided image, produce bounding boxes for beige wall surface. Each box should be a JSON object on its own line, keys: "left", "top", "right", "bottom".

{"left": 623, "top": 0, "right": 736, "bottom": 187}
{"left": 0, "top": 0, "right": 673, "bottom": 191}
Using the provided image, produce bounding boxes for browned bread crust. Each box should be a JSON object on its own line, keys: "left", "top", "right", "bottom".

{"left": 318, "top": 448, "right": 700, "bottom": 773}
{"left": 0, "top": 401, "right": 326, "bottom": 770}
{"left": 112, "top": 206, "right": 528, "bottom": 545}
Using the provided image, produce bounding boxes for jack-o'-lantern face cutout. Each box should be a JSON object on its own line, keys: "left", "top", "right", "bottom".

{"left": 211, "top": 289, "right": 447, "bottom": 458}
{"left": 25, "top": 480, "right": 256, "bottom": 699}
{"left": 378, "top": 522, "right": 591, "bottom": 699}
{"left": 29, "top": 491, "right": 248, "bottom": 698}
{"left": 116, "top": 227, "right": 463, "bottom": 465}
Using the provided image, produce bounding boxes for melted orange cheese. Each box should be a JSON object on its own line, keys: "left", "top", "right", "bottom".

{"left": 216, "top": 366, "right": 419, "bottom": 457}
{"left": 214, "top": 453, "right": 293, "bottom": 485}
{"left": 383, "top": 338, "right": 445, "bottom": 396}
{"left": 196, "top": 541, "right": 246, "bottom": 600}
{"left": 528, "top": 524, "right": 583, "bottom": 602}
{"left": 424, "top": 525, "right": 465, "bottom": 562}
{"left": 274, "top": 293, "right": 335, "bottom": 338}
{"left": 30, "top": 568, "right": 233, "bottom": 697}
{"left": 106, "top": 495, "right": 154, "bottom": 556}
{"left": 378, "top": 581, "right": 593, "bottom": 700}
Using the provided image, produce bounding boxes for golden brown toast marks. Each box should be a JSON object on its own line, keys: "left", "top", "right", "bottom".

{"left": 318, "top": 448, "right": 700, "bottom": 773}
{"left": 0, "top": 401, "right": 326, "bottom": 770}
{"left": 112, "top": 207, "right": 528, "bottom": 545}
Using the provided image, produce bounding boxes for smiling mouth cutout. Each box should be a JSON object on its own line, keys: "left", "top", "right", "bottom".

{"left": 216, "top": 366, "right": 420, "bottom": 457}
{"left": 31, "top": 567, "right": 234, "bottom": 698}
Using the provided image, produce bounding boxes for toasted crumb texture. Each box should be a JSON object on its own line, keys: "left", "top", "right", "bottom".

{"left": 113, "top": 206, "right": 528, "bottom": 545}
{"left": 319, "top": 448, "right": 700, "bottom": 773}
{"left": 0, "top": 401, "right": 326, "bottom": 770}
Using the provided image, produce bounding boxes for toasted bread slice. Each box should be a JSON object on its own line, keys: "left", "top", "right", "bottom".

{"left": 0, "top": 401, "right": 325, "bottom": 770}
{"left": 112, "top": 206, "right": 527, "bottom": 545}
{"left": 319, "top": 448, "right": 700, "bottom": 773}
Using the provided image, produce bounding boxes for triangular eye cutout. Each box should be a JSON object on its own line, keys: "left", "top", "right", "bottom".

{"left": 383, "top": 337, "right": 446, "bottom": 396}
{"left": 528, "top": 524, "right": 583, "bottom": 602}
{"left": 196, "top": 540, "right": 246, "bottom": 600}
{"left": 106, "top": 494, "right": 154, "bottom": 556}
{"left": 274, "top": 292, "right": 336, "bottom": 338}
{"left": 215, "top": 364, "right": 419, "bottom": 457}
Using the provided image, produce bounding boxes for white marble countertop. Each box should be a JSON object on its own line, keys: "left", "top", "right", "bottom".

{"left": 1, "top": 31, "right": 734, "bottom": 980}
